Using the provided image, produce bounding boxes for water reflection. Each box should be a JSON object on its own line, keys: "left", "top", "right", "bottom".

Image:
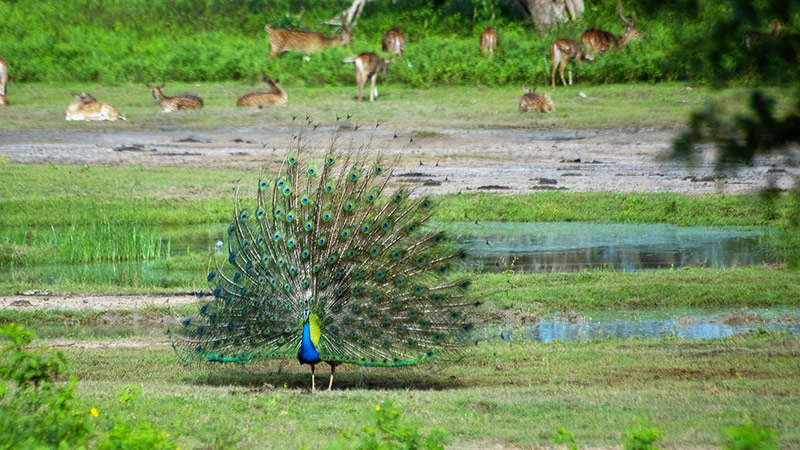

{"left": 494, "top": 310, "right": 799, "bottom": 343}
{"left": 455, "top": 222, "right": 778, "bottom": 272}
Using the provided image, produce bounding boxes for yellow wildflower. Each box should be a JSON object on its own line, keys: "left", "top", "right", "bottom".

{"left": 90, "top": 407, "right": 99, "bottom": 417}
{"left": 375, "top": 404, "right": 381, "bottom": 412}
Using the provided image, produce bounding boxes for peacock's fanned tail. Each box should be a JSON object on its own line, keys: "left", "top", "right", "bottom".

{"left": 171, "top": 128, "right": 477, "bottom": 367}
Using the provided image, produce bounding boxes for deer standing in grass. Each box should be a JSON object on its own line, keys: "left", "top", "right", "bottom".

{"left": 581, "top": 1, "right": 643, "bottom": 56}
{"left": 65, "top": 92, "right": 126, "bottom": 121}
{"left": 237, "top": 77, "right": 287, "bottom": 108}
{"left": 745, "top": 21, "right": 782, "bottom": 49}
{"left": 266, "top": 14, "right": 352, "bottom": 57}
{"left": 147, "top": 83, "right": 203, "bottom": 112}
{"left": 551, "top": 38, "right": 594, "bottom": 88}
{"left": 382, "top": 28, "right": 405, "bottom": 58}
{"left": 0, "top": 57, "right": 9, "bottom": 106}
{"left": 480, "top": 27, "right": 498, "bottom": 56}
{"left": 343, "top": 53, "right": 391, "bottom": 102}
{"left": 519, "top": 85, "right": 554, "bottom": 113}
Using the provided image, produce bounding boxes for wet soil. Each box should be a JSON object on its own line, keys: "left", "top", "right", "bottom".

{"left": 2, "top": 125, "right": 798, "bottom": 194}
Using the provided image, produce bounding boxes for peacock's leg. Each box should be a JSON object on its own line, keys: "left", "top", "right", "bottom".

{"left": 311, "top": 364, "right": 316, "bottom": 391}
{"left": 327, "top": 363, "right": 336, "bottom": 391}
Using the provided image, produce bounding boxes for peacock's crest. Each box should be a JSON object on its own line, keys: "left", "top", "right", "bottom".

{"left": 171, "top": 124, "right": 478, "bottom": 388}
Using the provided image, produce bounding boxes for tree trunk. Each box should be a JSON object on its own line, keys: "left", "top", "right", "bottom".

{"left": 519, "top": 0, "right": 584, "bottom": 31}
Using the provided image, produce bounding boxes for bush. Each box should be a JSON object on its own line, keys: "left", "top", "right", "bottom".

{"left": 0, "top": 323, "right": 177, "bottom": 449}
{"left": 0, "top": 323, "right": 91, "bottom": 449}
{"left": 723, "top": 421, "right": 779, "bottom": 450}
{"left": 622, "top": 423, "right": 662, "bottom": 450}
{"left": 316, "top": 398, "right": 448, "bottom": 450}
{"left": 0, "top": 0, "right": 794, "bottom": 85}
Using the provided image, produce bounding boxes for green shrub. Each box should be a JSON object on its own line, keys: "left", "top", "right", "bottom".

{"left": 98, "top": 423, "right": 175, "bottom": 450}
{"left": 0, "top": 323, "right": 91, "bottom": 449}
{"left": 723, "top": 421, "right": 778, "bottom": 450}
{"left": 623, "top": 423, "right": 662, "bottom": 450}
{"left": 316, "top": 398, "right": 448, "bottom": 450}
{"left": 0, "top": 0, "right": 794, "bottom": 85}
{"left": 0, "top": 324, "right": 177, "bottom": 449}
{"left": 554, "top": 427, "right": 579, "bottom": 450}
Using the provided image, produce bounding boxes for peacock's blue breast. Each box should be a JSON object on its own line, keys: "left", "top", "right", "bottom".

{"left": 298, "top": 321, "right": 321, "bottom": 364}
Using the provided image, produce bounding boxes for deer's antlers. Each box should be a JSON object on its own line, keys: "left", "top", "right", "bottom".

{"left": 617, "top": 1, "right": 636, "bottom": 27}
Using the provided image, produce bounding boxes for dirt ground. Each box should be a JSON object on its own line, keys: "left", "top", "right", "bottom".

{"left": 0, "top": 293, "right": 197, "bottom": 310}
{"left": 2, "top": 125, "right": 798, "bottom": 194}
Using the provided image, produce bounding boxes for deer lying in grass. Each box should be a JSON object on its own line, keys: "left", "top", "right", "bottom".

{"left": 236, "top": 77, "right": 287, "bottom": 108}
{"left": 382, "top": 28, "right": 405, "bottom": 58}
{"left": 551, "top": 38, "right": 594, "bottom": 88}
{"left": 266, "top": 13, "right": 352, "bottom": 57}
{"left": 65, "top": 92, "right": 126, "bottom": 121}
{"left": 480, "top": 27, "right": 498, "bottom": 56}
{"left": 581, "top": 1, "right": 643, "bottom": 56}
{"left": 147, "top": 83, "right": 203, "bottom": 112}
{"left": 745, "top": 21, "right": 782, "bottom": 49}
{"left": 343, "top": 52, "right": 391, "bottom": 102}
{"left": 519, "top": 85, "right": 554, "bottom": 113}
{"left": 0, "top": 57, "right": 8, "bottom": 106}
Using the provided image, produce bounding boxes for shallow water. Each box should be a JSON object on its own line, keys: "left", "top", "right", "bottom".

{"left": 493, "top": 308, "right": 799, "bottom": 343}
{"left": 166, "top": 221, "right": 779, "bottom": 272}
{"left": 1, "top": 222, "right": 780, "bottom": 288}
{"left": 453, "top": 222, "right": 778, "bottom": 272}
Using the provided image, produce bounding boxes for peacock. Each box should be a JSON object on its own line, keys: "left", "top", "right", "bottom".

{"left": 171, "top": 124, "right": 479, "bottom": 390}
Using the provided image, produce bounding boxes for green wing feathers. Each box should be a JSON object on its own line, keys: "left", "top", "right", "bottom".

{"left": 172, "top": 131, "right": 478, "bottom": 367}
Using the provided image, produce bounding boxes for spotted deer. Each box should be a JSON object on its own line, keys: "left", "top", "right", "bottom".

{"left": 381, "top": 28, "right": 405, "bottom": 58}
{"left": 480, "top": 27, "right": 498, "bottom": 56}
{"left": 0, "top": 57, "right": 8, "bottom": 106}
{"left": 65, "top": 92, "right": 126, "bottom": 121}
{"left": 551, "top": 39, "right": 594, "bottom": 88}
{"left": 147, "top": 83, "right": 203, "bottom": 112}
{"left": 580, "top": 1, "right": 643, "bottom": 56}
{"left": 266, "top": 13, "right": 352, "bottom": 57}
{"left": 343, "top": 52, "right": 391, "bottom": 102}
{"left": 236, "top": 76, "right": 287, "bottom": 108}
{"left": 745, "top": 21, "right": 782, "bottom": 49}
{"left": 519, "top": 85, "right": 554, "bottom": 113}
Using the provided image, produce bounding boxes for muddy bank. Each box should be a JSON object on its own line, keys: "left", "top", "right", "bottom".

{"left": 2, "top": 126, "right": 798, "bottom": 194}
{"left": 0, "top": 293, "right": 196, "bottom": 310}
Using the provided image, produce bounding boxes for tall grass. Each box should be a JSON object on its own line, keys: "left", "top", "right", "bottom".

{"left": 0, "top": 220, "right": 171, "bottom": 267}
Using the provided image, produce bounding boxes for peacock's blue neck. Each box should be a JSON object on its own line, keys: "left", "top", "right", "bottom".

{"left": 298, "top": 321, "right": 320, "bottom": 364}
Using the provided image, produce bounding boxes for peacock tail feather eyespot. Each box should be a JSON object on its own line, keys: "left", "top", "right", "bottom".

{"left": 207, "top": 272, "right": 216, "bottom": 281}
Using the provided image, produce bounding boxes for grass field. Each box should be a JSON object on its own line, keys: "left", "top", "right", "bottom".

{"left": 2, "top": 81, "right": 799, "bottom": 448}
{"left": 34, "top": 333, "right": 796, "bottom": 449}
{"left": 0, "top": 83, "right": 794, "bottom": 131}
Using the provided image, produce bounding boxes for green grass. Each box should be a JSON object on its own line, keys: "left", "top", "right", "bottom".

{"left": 1, "top": 266, "right": 797, "bottom": 312}
{"left": 0, "top": 83, "right": 794, "bottom": 131}
{"left": 52, "top": 334, "right": 800, "bottom": 449}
